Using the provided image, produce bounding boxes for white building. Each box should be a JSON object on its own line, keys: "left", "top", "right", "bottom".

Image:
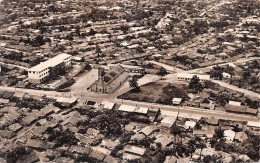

{"left": 28, "top": 53, "right": 71, "bottom": 83}
{"left": 177, "top": 73, "right": 210, "bottom": 82}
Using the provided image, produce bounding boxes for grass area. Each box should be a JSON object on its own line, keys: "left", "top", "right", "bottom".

{"left": 118, "top": 82, "right": 188, "bottom": 105}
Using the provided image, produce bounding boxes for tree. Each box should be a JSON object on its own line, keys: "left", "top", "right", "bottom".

{"left": 84, "top": 62, "right": 92, "bottom": 70}
{"left": 156, "top": 67, "right": 168, "bottom": 79}
{"left": 195, "top": 137, "right": 207, "bottom": 161}
{"left": 129, "top": 77, "right": 140, "bottom": 92}
{"left": 170, "top": 124, "right": 182, "bottom": 142}
{"left": 189, "top": 75, "right": 202, "bottom": 92}
{"left": 188, "top": 138, "right": 196, "bottom": 159}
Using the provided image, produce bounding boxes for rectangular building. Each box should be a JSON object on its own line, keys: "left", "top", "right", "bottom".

{"left": 28, "top": 53, "right": 71, "bottom": 83}
{"left": 177, "top": 73, "right": 210, "bottom": 82}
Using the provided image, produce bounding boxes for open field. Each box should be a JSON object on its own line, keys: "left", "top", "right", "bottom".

{"left": 118, "top": 82, "right": 188, "bottom": 105}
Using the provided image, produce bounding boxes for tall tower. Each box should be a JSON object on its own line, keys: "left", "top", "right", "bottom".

{"left": 98, "top": 67, "right": 105, "bottom": 92}
{"left": 98, "top": 67, "right": 105, "bottom": 80}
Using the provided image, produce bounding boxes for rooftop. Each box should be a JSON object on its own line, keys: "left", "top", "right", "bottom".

{"left": 177, "top": 73, "right": 210, "bottom": 80}
{"left": 29, "top": 53, "right": 71, "bottom": 72}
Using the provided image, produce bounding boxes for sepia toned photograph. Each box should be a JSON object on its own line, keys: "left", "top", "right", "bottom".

{"left": 0, "top": 0, "right": 259, "bottom": 162}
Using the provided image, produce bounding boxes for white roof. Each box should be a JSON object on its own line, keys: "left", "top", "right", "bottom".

{"left": 184, "top": 121, "right": 196, "bottom": 129}
{"left": 134, "top": 107, "right": 149, "bottom": 114}
{"left": 177, "top": 73, "right": 210, "bottom": 80}
{"left": 102, "top": 101, "right": 115, "bottom": 110}
{"left": 161, "top": 110, "right": 178, "bottom": 117}
{"left": 172, "top": 98, "right": 182, "bottom": 104}
{"left": 247, "top": 121, "right": 260, "bottom": 128}
{"left": 161, "top": 116, "right": 177, "bottom": 128}
{"left": 29, "top": 53, "right": 71, "bottom": 72}
{"left": 124, "top": 145, "right": 146, "bottom": 156}
{"left": 118, "top": 105, "right": 136, "bottom": 112}
{"left": 178, "top": 112, "right": 201, "bottom": 120}
{"left": 224, "top": 130, "right": 236, "bottom": 141}
{"left": 127, "top": 44, "right": 139, "bottom": 49}
{"left": 56, "top": 97, "right": 77, "bottom": 104}
{"left": 228, "top": 101, "right": 241, "bottom": 106}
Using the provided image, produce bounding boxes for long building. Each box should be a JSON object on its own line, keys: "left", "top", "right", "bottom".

{"left": 177, "top": 73, "right": 210, "bottom": 82}
{"left": 28, "top": 53, "right": 71, "bottom": 83}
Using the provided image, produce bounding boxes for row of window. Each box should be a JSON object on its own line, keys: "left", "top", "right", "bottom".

{"left": 40, "top": 72, "right": 49, "bottom": 78}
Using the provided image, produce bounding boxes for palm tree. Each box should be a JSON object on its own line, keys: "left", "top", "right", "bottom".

{"left": 170, "top": 124, "right": 182, "bottom": 142}
{"left": 195, "top": 138, "right": 207, "bottom": 161}
{"left": 188, "top": 138, "right": 196, "bottom": 159}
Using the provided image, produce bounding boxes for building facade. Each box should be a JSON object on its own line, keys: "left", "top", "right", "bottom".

{"left": 28, "top": 53, "right": 71, "bottom": 83}
{"left": 90, "top": 66, "right": 129, "bottom": 93}
{"left": 177, "top": 73, "right": 210, "bottom": 82}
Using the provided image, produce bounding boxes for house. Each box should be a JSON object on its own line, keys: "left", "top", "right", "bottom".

{"left": 245, "top": 108, "right": 258, "bottom": 115}
{"left": 85, "top": 100, "right": 99, "bottom": 107}
{"left": 0, "top": 130, "right": 15, "bottom": 139}
{"left": 224, "top": 130, "right": 236, "bottom": 142}
{"left": 21, "top": 115, "right": 38, "bottom": 126}
{"left": 0, "top": 98, "right": 9, "bottom": 104}
{"left": 177, "top": 73, "right": 210, "bottom": 82}
{"left": 130, "top": 133, "right": 146, "bottom": 142}
{"left": 90, "top": 66, "right": 129, "bottom": 94}
{"left": 134, "top": 107, "right": 149, "bottom": 115}
{"left": 89, "top": 150, "right": 107, "bottom": 161}
{"left": 8, "top": 123, "right": 22, "bottom": 132}
{"left": 234, "top": 131, "right": 248, "bottom": 142}
{"left": 102, "top": 101, "right": 116, "bottom": 110}
{"left": 193, "top": 129, "right": 215, "bottom": 138}
{"left": 172, "top": 98, "right": 182, "bottom": 105}
{"left": 69, "top": 145, "right": 92, "bottom": 155}
{"left": 247, "top": 121, "right": 260, "bottom": 131}
{"left": 140, "top": 126, "right": 157, "bottom": 136}
{"left": 154, "top": 133, "right": 175, "bottom": 147}
{"left": 228, "top": 101, "right": 241, "bottom": 106}
{"left": 28, "top": 53, "right": 72, "bottom": 83}
{"left": 204, "top": 117, "right": 219, "bottom": 126}
{"left": 16, "top": 151, "right": 39, "bottom": 163}
{"left": 118, "top": 104, "right": 136, "bottom": 112}
{"left": 56, "top": 97, "right": 77, "bottom": 107}
{"left": 184, "top": 121, "right": 196, "bottom": 129}
{"left": 124, "top": 145, "right": 146, "bottom": 156}
{"left": 161, "top": 116, "right": 177, "bottom": 128}
{"left": 100, "top": 139, "right": 120, "bottom": 150}
{"left": 104, "top": 155, "right": 119, "bottom": 163}
{"left": 225, "top": 104, "right": 247, "bottom": 114}
{"left": 26, "top": 139, "right": 44, "bottom": 149}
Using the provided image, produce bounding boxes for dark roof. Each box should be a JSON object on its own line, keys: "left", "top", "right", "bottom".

{"left": 204, "top": 117, "right": 219, "bottom": 125}
{"left": 0, "top": 130, "right": 15, "bottom": 139}
{"left": 86, "top": 101, "right": 96, "bottom": 106}
{"left": 225, "top": 104, "right": 247, "bottom": 113}
{"left": 104, "top": 155, "right": 119, "bottom": 163}
{"left": 69, "top": 145, "right": 92, "bottom": 155}
{"left": 245, "top": 108, "right": 258, "bottom": 115}
{"left": 89, "top": 151, "right": 107, "bottom": 161}
{"left": 26, "top": 139, "right": 43, "bottom": 149}
{"left": 16, "top": 151, "right": 39, "bottom": 163}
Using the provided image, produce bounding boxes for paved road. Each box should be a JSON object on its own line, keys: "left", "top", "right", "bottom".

{"left": 187, "top": 57, "right": 259, "bottom": 74}
{"left": 1, "top": 86, "right": 258, "bottom": 122}
{"left": 211, "top": 79, "right": 260, "bottom": 99}
{"left": 0, "top": 61, "right": 29, "bottom": 70}
{"left": 114, "top": 99, "right": 259, "bottom": 122}
{"left": 148, "top": 60, "right": 183, "bottom": 72}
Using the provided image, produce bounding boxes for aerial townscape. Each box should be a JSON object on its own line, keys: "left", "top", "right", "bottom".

{"left": 0, "top": 0, "right": 260, "bottom": 162}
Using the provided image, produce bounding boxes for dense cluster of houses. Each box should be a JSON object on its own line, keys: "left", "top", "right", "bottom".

{"left": 1, "top": 0, "right": 258, "bottom": 89}
{"left": 0, "top": 89, "right": 259, "bottom": 162}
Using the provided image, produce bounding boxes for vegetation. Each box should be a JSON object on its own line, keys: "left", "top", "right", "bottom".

{"left": 128, "top": 77, "right": 140, "bottom": 92}
{"left": 156, "top": 67, "right": 168, "bottom": 79}
{"left": 119, "top": 82, "right": 188, "bottom": 105}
